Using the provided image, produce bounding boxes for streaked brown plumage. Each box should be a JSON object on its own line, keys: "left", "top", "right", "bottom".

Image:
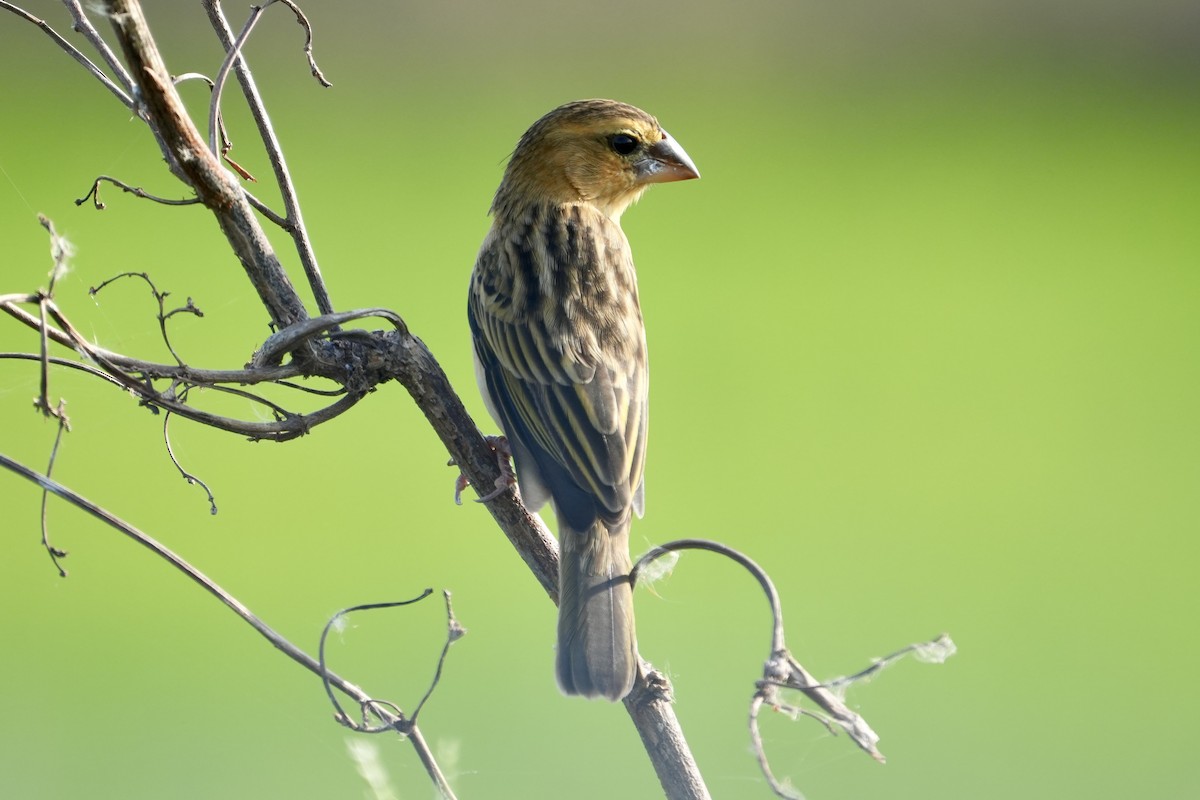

{"left": 468, "top": 100, "right": 699, "bottom": 700}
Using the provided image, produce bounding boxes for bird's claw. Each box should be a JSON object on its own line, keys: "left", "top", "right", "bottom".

{"left": 451, "top": 435, "right": 516, "bottom": 505}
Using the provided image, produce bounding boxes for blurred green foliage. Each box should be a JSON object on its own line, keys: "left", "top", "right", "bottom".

{"left": 1, "top": 2, "right": 1197, "bottom": 798}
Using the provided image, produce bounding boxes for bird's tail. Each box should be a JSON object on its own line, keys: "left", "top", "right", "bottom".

{"left": 556, "top": 517, "right": 637, "bottom": 701}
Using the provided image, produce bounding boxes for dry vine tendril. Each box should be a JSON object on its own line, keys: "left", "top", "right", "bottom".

{"left": 631, "top": 539, "right": 956, "bottom": 799}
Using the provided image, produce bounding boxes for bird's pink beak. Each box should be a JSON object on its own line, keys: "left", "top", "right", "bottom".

{"left": 638, "top": 130, "right": 700, "bottom": 183}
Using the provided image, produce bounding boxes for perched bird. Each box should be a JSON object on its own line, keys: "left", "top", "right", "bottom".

{"left": 468, "top": 100, "right": 699, "bottom": 700}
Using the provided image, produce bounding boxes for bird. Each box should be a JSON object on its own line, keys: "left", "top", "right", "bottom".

{"left": 468, "top": 99, "right": 699, "bottom": 700}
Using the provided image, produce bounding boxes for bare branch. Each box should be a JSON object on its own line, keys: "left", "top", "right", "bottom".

{"left": 76, "top": 174, "right": 202, "bottom": 210}
{"left": 104, "top": 0, "right": 310, "bottom": 329}
{"left": 89, "top": 271, "right": 202, "bottom": 365}
{"left": 747, "top": 694, "right": 805, "bottom": 800}
{"left": 1, "top": 289, "right": 363, "bottom": 441}
{"left": 0, "top": 293, "right": 298, "bottom": 385}
{"left": 172, "top": 71, "right": 258, "bottom": 181}
{"left": 0, "top": 352, "right": 126, "bottom": 387}
{"left": 623, "top": 672, "right": 712, "bottom": 800}
{"left": 40, "top": 401, "right": 71, "bottom": 577}
{"left": 31, "top": 216, "right": 73, "bottom": 424}
{"left": 240, "top": 188, "right": 291, "bottom": 227}
{"left": 250, "top": 308, "right": 406, "bottom": 368}
{"left": 633, "top": 538, "right": 786, "bottom": 650}
{"left": 411, "top": 591, "right": 467, "bottom": 722}
{"left": 163, "top": 410, "right": 218, "bottom": 514}
{"left": 274, "top": 0, "right": 331, "bottom": 86}
{"left": 63, "top": 0, "right": 134, "bottom": 94}
{"left": 632, "top": 540, "right": 955, "bottom": 798}
{"left": 824, "top": 634, "right": 957, "bottom": 692}
{"left": 318, "top": 592, "right": 435, "bottom": 735}
{"left": 0, "top": 0, "right": 134, "bottom": 108}
{"left": 75, "top": 171, "right": 283, "bottom": 226}
{"left": 1, "top": 451, "right": 455, "bottom": 799}
{"left": 315, "top": 591, "right": 463, "bottom": 800}
{"left": 203, "top": 0, "right": 334, "bottom": 316}
{"left": 207, "top": 0, "right": 330, "bottom": 158}
{"left": 631, "top": 540, "right": 886, "bottom": 760}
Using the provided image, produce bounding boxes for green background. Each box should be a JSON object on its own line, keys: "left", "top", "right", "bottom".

{"left": 2, "top": 1, "right": 1196, "bottom": 798}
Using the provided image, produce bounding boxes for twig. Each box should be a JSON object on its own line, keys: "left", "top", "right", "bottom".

{"left": 173, "top": 72, "right": 256, "bottom": 181}
{"left": 250, "top": 308, "right": 407, "bottom": 367}
{"left": 32, "top": 216, "right": 71, "bottom": 423}
{"left": 105, "top": 0, "right": 310, "bottom": 329}
{"left": 207, "top": 0, "right": 328, "bottom": 157}
{"left": 40, "top": 401, "right": 71, "bottom": 576}
{"left": 2, "top": 290, "right": 363, "bottom": 440}
{"left": 824, "top": 634, "right": 957, "bottom": 694}
{"left": 315, "top": 590, "right": 463, "bottom": 800}
{"left": 633, "top": 538, "right": 786, "bottom": 650}
{"left": 0, "top": 0, "right": 133, "bottom": 108}
{"left": 632, "top": 540, "right": 955, "bottom": 799}
{"left": 89, "top": 271, "right": 203, "bottom": 366}
{"left": 631, "top": 539, "right": 886, "bottom": 761}
{"left": 76, "top": 175, "right": 201, "bottom": 209}
{"left": 410, "top": 591, "right": 467, "bottom": 722}
{"left": 63, "top": 0, "right": 134, "bottom": 96}
{"left": 0, "top": 352, "right": 127, "bottom": 387}
{"left": 163, "top": 410, "right": 218, "bottom": 514}
{"left": 275, "top": 0, "right": 330, "bottom": 86}
{"left": 1, "top": 451, "right": 455, "bottom": 800}
{"left": 203, "top": 0, "right": 334, "bottom": 316}
{"left": 318, "top": 592, "right": 434, "bottom": 735}
{"left": 240, "top": 188, "right": 291, "bottom": 227}
{"left": 1, "top": 296, "right": 301, "bottom": 385}
{"left": 0, "top": 345, "right": 342, "bottom": 405}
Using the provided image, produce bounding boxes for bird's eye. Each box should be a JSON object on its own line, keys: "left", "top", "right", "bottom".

{"left": 609, "top": 133, "right": 640, "bottom": 156}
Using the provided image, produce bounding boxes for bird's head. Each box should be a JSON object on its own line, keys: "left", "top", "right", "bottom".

{"left": 492, "top": 99, "right": 699, "bottom": 221}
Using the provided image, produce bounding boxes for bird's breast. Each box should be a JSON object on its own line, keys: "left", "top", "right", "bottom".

{"left": 501, "top": 204, "right": 644, "bottom": 363}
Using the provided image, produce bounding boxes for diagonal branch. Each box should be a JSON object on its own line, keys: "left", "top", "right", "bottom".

{"left": 0, "top": 0, "right": 133, "bottom": 108}
{"left": 203, "top": 0, "right": 334, "bottom": 316}
{"left": 104, "top": 0, "right": 309, "bottom": 330}
{"left": 1, "top": 451, "right": 455, "bottom": 799}
{"left": 63, "top": 0, "right": 134, "bottom": 96}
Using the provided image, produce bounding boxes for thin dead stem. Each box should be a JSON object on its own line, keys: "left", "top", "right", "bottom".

{"left": 163, "top": 410, "right": 218, "bottom": 514}
{"left": 63, "top": 0, "right": 134, "bottom": 96}
{"left": 632, "top": 540, "right": 955, "bottom": 798}
{"left": 77, "top": 175, "right": 202, "bottom": 210}
{"left": 40, "top": 402, "right": 70, "bottom": 577}
{"left": 1, "top": 452, "right": 455, "bottom": 800}
{"left": 316, "top": 591, "right": 463, "bottom": 799}
{"left": 204, "top": 0, "right": 333, "bottom": 314}
{"left": 0, "top": 288, "right": 364, "bottom": 440}
{"left": 0, "top": 0, "right": 134, "bottom": 107}
{"left": 89, "top": 271, "right": 203, "bottom": 365}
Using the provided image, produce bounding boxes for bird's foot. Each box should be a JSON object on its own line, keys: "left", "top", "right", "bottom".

{"left": 450, "top": 435, "right": 516, "bottom": 505}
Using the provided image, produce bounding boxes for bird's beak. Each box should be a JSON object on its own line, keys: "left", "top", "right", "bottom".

{"left": 637, "top": 130, "right": 700, "bottom": 184}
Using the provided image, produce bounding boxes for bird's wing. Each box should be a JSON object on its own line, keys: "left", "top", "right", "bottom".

{"left": 469, "top": 216, "right": 647, "bottom": 531}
